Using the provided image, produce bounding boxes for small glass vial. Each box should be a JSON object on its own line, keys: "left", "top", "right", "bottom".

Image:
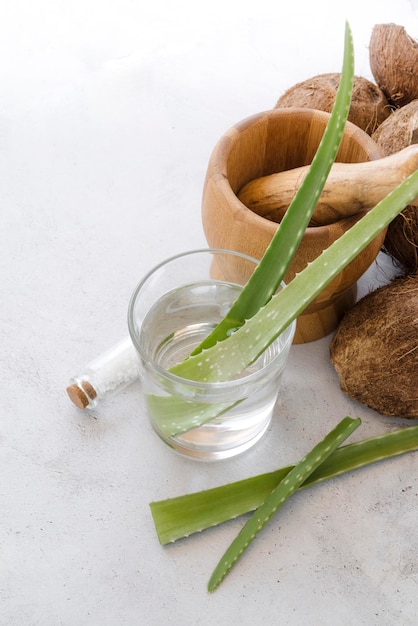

{"left": 66, "top": 337, "right": 139, "bottom": 409}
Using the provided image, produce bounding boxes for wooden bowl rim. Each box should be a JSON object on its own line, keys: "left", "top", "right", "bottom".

{"left": 208, "top": 107, "right": 384, "bottom": 240}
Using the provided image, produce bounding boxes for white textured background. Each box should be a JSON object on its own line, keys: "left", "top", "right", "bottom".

{"left": 1, "top": 1, "right": 418, "bottom": 624}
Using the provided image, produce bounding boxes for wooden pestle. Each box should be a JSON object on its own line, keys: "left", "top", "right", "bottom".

{"left": 238, "top": 144, "right": 418, "bottom": 226}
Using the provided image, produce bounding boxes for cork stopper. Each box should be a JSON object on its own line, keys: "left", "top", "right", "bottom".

{"left": 66, "top": 381, "right": 97, "bottom": 409}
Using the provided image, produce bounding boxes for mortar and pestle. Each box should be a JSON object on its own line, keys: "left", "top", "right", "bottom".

{"left": 202, "top": 108, "right": 418, "bottom": 343}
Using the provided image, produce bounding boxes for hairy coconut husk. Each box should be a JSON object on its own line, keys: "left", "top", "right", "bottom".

{"left": 383, "top": 205, "right": 418, "bottom": 275}
{"left": 330, "top": 275, "right": 418, "bottom": 419}
{"left": 275, "top": 73, "right": 391, "bottom": 135}
{"left": 371, "top": 101, "right": 418, "bottom": 275}
{"left": 369, "top": 23, "right": 418, "bottom": 108}
{"left": 372, "top": 100, "right": 418, "bottom": 155}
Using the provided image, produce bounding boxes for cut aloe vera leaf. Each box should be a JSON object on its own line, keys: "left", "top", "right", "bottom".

{"left": 207, "top": 416, "right": 361, "bottom": 591}
{"left": 150, "top": 424, "right": 418, "bottom": 545}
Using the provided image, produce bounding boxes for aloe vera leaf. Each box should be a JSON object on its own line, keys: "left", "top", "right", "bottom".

{"left": 145, "top": 393, "right": 237, "bottom": 437}
{"left": 149, "top": 166, "right": 418, "bottom": 437}
{"left": 190, "top": 22, "right": 354, "bottom": 356}
{"left": 149, "top": 424, "right": 418, "bottom": 545}
{"left": 207, "top": 416, "right": 361, "bottom": 591}
{"left": 146, "top": 22, "right": 418, "bottom": 438}
{"left": 171, "top": 166, "right": 418, "bottom": 386}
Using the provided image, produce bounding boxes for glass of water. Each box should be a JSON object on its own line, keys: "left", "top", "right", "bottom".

{"left": 128, "top": 249, "right": 295, "bottom": 460}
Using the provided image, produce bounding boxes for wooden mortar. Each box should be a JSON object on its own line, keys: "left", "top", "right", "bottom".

{"left": 201, "top": 108, "right": 386, "bottom": 343}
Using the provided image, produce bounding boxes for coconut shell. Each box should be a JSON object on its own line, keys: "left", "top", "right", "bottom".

{"left": 369, "top": 23, "right": 418, "bottom": 108}
{"left": 275, "top": 73, "right": 391, "bottom": 135}
{"left": 371, "top": 101, "right": 418, "bottom": 275}
{"left": 372, "top": 99, "right": 418, "bottom": 155}
{"left": 383, "top": 205, "right": 418, "bottom": 276}
{"left": 330, "top": 275, "right": 418, "bottom": 419}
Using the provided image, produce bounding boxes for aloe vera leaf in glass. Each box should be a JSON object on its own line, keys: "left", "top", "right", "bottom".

{"left": 151, "top": 168, "right": 418, "bottom": 436}
{"left": 150, "top": 424, "right": 418, "bottom": 545}
{"left": 207, "top": 416, "right": 361, "bottom": 591}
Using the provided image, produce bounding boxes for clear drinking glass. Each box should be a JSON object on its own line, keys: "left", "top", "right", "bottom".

{"left": 128, "top": 249, "right": 295, "bottom": 460}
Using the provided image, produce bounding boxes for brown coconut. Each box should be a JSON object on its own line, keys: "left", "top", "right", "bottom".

{"left": 372, "top": 100, "right": 418, "bottom": 275}
{"left": 330, "top": 275, "right": 418, "bottom": 419}
{"left": 383, "top": 205, "right": 418, "bottom": 276}
{"left": 372, "top": 99, "right": 418, "bottom": 155}
{"left": 275, "top": 73, "right": 391, "bottom": 135}
{"left": 369, "top": 23, "right": 418, "bottom": 108}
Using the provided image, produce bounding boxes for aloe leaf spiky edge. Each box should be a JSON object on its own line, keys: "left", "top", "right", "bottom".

{"left": 150, "top": 424, "right": 418, "bottom": 546}
{"left": 189, "top": 21, "right": 355, "bottom": 356}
